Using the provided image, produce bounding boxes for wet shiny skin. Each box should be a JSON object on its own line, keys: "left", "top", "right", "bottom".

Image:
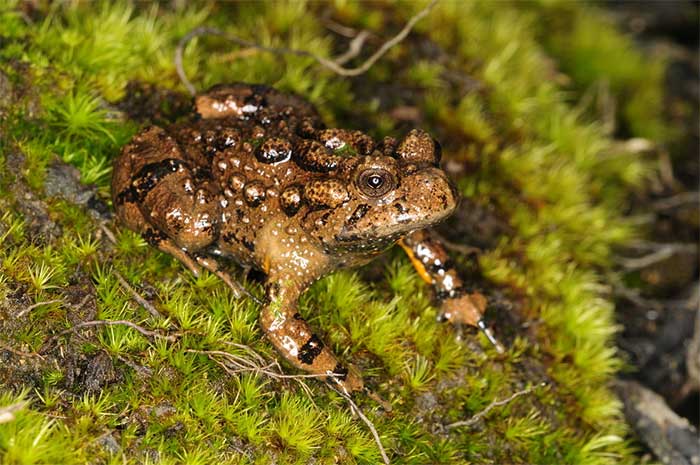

{"left": 112, "top": 83, "right": 489, "bottom": 394}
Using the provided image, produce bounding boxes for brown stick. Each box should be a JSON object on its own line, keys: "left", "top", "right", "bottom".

{"left": 41, "top": 319, "right": 178, "bottom": 352}
{"left": 15, "top": 299, "right": 63, "bottom": 318}
{"left": 337, "top": 389, "right": 391, "bottom": 465}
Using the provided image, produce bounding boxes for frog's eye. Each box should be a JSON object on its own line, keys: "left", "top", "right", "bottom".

{"left": 357, "top": 169, "right": 395, "bottom": 197}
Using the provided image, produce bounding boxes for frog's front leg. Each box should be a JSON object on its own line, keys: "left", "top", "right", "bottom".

{"left": 260, "top": 278, "right": 363, "bottom": 395}
{"left": 399, "top": 229, "right": 504, "bottom": 352}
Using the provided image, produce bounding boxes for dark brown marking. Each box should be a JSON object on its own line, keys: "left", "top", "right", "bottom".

{"left": 294, "top": 139, "right": 342, "bottom": 173}
{"left": 330, "top": 363, "right": 348, "bottom": 382}
{"left": 304, "top": 179, "right": 348, "bottom": 209}
{"left": 393, "top": 203, "right": 408, "bottom": 214}
{"left": 281, "top": 185, "right": 303, "bottom": 217}
{"left": 131, "top": 158, "right": 187, "bottom": 201}
{"left": 298, "top": 334, "right": 324, "bottom": 365}
{"left": 243, "top": 181, "right": 267, "bottom": 207}
{"left": 115, "top": 187, "right": 137, "bottom": 205}
{"left": 143, "top": 227, "right": 167, "bottom": 246}
{"left": 346, "top": 204, "right": 371, "bottom": 226}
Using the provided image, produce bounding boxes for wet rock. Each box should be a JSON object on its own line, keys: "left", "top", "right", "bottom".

{"left": 45, "top": 158, "right": 111, "bottom": 220}
{"left": 97, "top": 433, "right": 121, "bottom": 455}
{"left": 5, "top": 150, "right": 62, "bottom": 243}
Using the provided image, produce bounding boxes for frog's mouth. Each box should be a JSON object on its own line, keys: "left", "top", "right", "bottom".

{"left": 337, "top": 167, "right": 458, "bottom": 243}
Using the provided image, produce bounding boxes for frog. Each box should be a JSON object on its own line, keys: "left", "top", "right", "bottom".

{"left": 112, "top": 83, "right": 501, "bottom": 396}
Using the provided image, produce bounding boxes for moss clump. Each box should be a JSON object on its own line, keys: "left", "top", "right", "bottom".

{"left": 523, "top": 2, "right": 676, "bottom": 145}
{"left": 0, "top": 1, "right": 669, "bottom": 463}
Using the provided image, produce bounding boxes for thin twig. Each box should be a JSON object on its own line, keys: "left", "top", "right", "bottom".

{"left": 16, "top": 299, "right": 63, "bottom": 318}
{"left": 175, "top": 0, "right": 438, "bottom": 96}
{"left": 445, "top": 383, "right": 546, "bottom": 429}
{"left": 333, "top": 31, "right": 370, "bottom": 65}
{"left": 338, "top": 390, "right": 391, "bottom": 465}
{"left": 99, "top": 222, "right": 118, "bottom": 245}
{"left": 0, "top": 342, "right": 45, "bottom": 360}
{"left": 186, "top": 349, "right": 338, "bottom": 380}
{"left": 189, "top": 347, "right": 319, "bottom": 403}
{"left": 658, "top": 150, "right": 678, "bottom": 190}
{"left": 114, "top": 271, "right": 164, "bottom": 319}
{"left": 115, "top": 354, "right": 153, "bottom": 377}
{"left": 651, "top": 191, "right": 699, "bottom": 212}
{"left": 41, "top": 319, "right": 178, "bottom": 352}
{"left": 613, "top": 285, "right": 664, "bottom": 312}
{"left": 617, "top": 243, "right": 697, "bottom": 270}
{"left": 320, "top": 12, "right": 364, "bottom": 38}
{"left": 431, "top": 231, "right": 482, "bottom": 256}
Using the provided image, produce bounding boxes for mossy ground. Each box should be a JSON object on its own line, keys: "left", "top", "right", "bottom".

{"left": 0, "top": 2, "right": 673, "bottom": 464}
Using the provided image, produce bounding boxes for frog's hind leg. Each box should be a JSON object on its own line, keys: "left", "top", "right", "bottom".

{"left": 399, "top": 229, "right": 505, "bottom": 353}
{"left": 140, "top": 226, "right": 203, "bottom": 276}
{"left": 142, "top": 227, "right": 258, "bottom": 303}
{"left": 195, "top": 255, "right": 261, "bottom": 304}
{"left": 195, "top": 83, "right": 322, "bottom": 124}
{"left": 260, "top": 280, "right": 363, "bottom": 395}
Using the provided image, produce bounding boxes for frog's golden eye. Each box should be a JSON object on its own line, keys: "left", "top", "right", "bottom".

{"left": 357, "top": 169, "right": 395, "bottom": 197}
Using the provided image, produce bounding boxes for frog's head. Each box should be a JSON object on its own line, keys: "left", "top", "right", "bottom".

{"left": 297, "top": 129, "right": 458, "bottom": 254}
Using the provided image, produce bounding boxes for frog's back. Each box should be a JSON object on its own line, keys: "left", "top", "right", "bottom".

{"left": 112, "top": 83, "right": 340, "bottom": 269}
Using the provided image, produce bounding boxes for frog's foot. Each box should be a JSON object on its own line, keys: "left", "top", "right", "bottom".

{"left": 438, "top": 291, "right": 505, "bottom": 353}
{"left": 400, "top": 230, "right": 505, "bottom": 353}
{"left": 260, "top": 303, "right": 363, "bottom": 395}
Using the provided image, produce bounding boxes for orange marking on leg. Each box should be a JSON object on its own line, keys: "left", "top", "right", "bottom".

{"left": 398, "top": 239, "right": 433, "bottom": 285}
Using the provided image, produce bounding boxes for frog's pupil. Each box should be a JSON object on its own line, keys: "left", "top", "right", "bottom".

{"left": 368, "top": 175, "right": 383, "bottom": 189}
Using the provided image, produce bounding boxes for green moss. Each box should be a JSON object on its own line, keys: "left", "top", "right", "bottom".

{"left": 0, "top": 1, "right": 671, "bottom": 464}
{"left": 0, "top": 391, "right": 82, "bottom": 465}
{"left": 526, "top": 2, "right": 676, "bottom": 145}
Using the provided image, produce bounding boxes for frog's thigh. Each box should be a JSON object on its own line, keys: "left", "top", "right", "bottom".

{"left": 260, "top": 282, "right": 363, "bottom": 394}
{"left": 195, "top": 83, "right": 320, "bottom": 121}
{"left": 137, "top": 168, "right": 221, "bottom": 252}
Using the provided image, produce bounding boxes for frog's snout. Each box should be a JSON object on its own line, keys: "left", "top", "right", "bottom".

{"left": 413, "top": 166, "right": 458, "bottom": 222}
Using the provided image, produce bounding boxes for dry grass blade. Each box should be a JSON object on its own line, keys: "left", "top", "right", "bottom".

{"left": 114, "top": 270, "right": 164, "bottom": 319}
{"left": 446, "top": 383, "right": 546, "bottom": 430}
{"left": 41, "top": 319, "right": 179, "bottom": 352}
{"left": 337, "top": 389, "right": 390, "bottom": 465}
{"left": 175, "top": 0, "right": 439, "bottom": 95}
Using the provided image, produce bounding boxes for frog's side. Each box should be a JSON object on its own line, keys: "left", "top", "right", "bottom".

{"left": 113, "top": 83, "right": 494, "bottom": 395}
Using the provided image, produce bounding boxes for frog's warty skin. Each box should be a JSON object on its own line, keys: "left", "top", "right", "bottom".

{"left": 112, "top": 83, "right": 490, "bottom": 393}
